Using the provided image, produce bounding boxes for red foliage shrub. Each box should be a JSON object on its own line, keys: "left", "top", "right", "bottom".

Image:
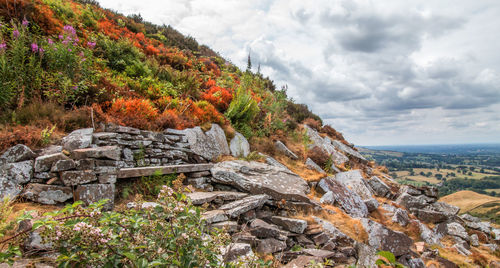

{"left": 307, "top": 146, "right": 330, "bottom": 169}
{"left": 0, "top": 0, "right": 62, "bottom": 35}
{"left": 145, "top": 45, "right": 160, "bottom": 56}
{"left": 0, "top": 125, "right": 43, "bottom": 152}
{"left": 303, "top": 118, "right": 322, "bottom": 131}
{"left": 201, "top": 86, "right": 233, "bottom": 112}
{"left": 199, "top": 57, "right": 221, "bottom": 77}
{"left": 106, "top": 98, "right": 159, "bottom": 129}
{"left": 187, "top": 101, "right": 225, "bottom": 125}
{"left": 157, "top": 109, "right": 194, "bottom": 130}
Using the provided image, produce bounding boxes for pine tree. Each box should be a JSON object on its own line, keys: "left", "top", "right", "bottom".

{"left": 246, "top": 52, "right": 252, "bottom": 72}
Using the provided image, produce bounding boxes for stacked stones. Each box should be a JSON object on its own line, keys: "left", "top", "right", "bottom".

{"left": 0, "top": 124, "right": 212, "bottom": 209}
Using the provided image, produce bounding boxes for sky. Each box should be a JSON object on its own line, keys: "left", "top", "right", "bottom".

{"left": 97, "top": 0, "right": 500, "bottom": 146}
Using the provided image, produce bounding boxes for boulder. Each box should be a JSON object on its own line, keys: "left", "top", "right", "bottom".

{"left": 75, "top": 184, "right": 115, "bottom": 211}
{"left": 202, "top": 210, "right": 228, "bottom": 224}
{"left": 218, "top": 194, "right": 269, "bottom": 218}
{"left": 355, "top": 242, "right": 378, "bottom": 268}
{"left": 50, "top": 159, "right": 76, "bottom": 172}
{"left": 330, "top": 140, "right": 367, "bottom": 162}
{"left": 211, "top": 161, "right": 310, "bottom": 202}
{"left": 318, "top": 176, "right": 368, "bottom": 218}
{"left": 364, "top": 198, "right": 379, "bottom": 213}
{"left": 283, "top": 256, "right": 323, "bottom": 268}
{"left": 186, "top": 191, "right": 248, "bottom": 205}
{"left": 303, "top": 125, "right": 349, "bottom": 165}
{"left": 62, "top": 128, "right": 93, "bottom": 151}
{"left": 305, "top": 158, "right": 325, "bottom": 174}
{"left": 392, "top": 208, "right": 410, "bottom": 226}
{"left": 334, "top": 170, "right": 373, "bottom": 200}
{"left": 440, "top": 222, "right": 469, "bottom": 241}
{"left": 224, "top": 243, "right": 253, "bottom": 263}
{"left": 212, "top": 221, "right": 239, "bottom": 233}
{"left": 249, "top": 219, "right": 282, "bottom": 239}
{"left": 313, "top": 217, "right": 355, "bottom": 246}
{"left": 418, "top": 221, "right": 442, "bottom": 245}
{"left": 453, "top": 243, "right": 471, "bottom": 256}
{"left": 413, "top": 208, "right": 451, "bottom": 224}
{"left": 61, "top": 170, "right": 97, "bottom": 186}
{"left": 302, "top": 248, "right": 336, "bottom": 258}
{"left": 34, "top": 153, "right": 69, "bottom": 172}
{"left": 183, "top": 124, "right": 230, "bottom": 161}
{"left": 395, "top": 193, "right": 435, "bottom": 210}
{"left": 0, "top": 144, "right": 35, "bottom": 164}
{"left": 470, "top": 234, "right": 479, "bottom": 247}
{"left": 3, "top": 160, "right": 33, "bottom": 184}
{"left": 275, "top": 141, "right": 298, "bottom": 160}
{"left": 0, "top": 175, "right": 22, "bottom": 200}
{"left": 229, "top": 132, "right": 250, "bottom": 158}
{"left": 460, "top": 214, "right": 491, "bottom": 234}
{"left": 367, "top": 176, "right": 390, "bottom": 197}
{"left": 23, "top": 183, "right": 72, "bottom": 205}
{"left": 256, "top": 238, "right": 286, "bottom": 254}
{"left": 70, "top": 146, "right": 121, "bottom": 161}
{"left": 270, "top": 216, "right": 308, "bottom": 234}
{"left": 361, "top": 218, "right": 413, "bottom": 257}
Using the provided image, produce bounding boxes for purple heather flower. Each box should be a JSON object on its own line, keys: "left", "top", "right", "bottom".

{"left": 63, "top": 25, "right": 76, "bottom": 36}
{"left": 0, "top": 43, "right": 6, "bottom": 50}
{"left": 68, "top": 48, "right": 72, "bottom": 52}
{"left": 79, "top": 51, "right": 84, "bottom": 57}
{"left": 22, "top": 19, "right": 29, "bottom": 27}
{"left": 75, "top": 38, "right": 79, "bottom": 42}
{"left": 58, "top": 34, "right": 64, "bottom": 40}
{"left": 72, "top": 85, "right": 78, "bottom": 90}
{"left": 48, "top": 38, "right": 54, "bottom": 45}
{"left": 13, "top": 30, "right": 20, "bottom": 38}
{"left": 62, "top": 40, "right": 69, "bottom": 45}
{"left": 39, "top": 47, "right": 45, "bottom": 54}
{"left": 31, "top": 43, "right": 38, "bottom": 52}
{"left": 87, "top": 41, "right": 96, "bottom": 48}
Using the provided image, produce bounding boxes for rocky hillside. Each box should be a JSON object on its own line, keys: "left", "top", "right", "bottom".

{"left": 1, "top": 0, "right": 500, "bottom": 267}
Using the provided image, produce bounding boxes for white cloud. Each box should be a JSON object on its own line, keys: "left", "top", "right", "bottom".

{"left": 97, "top": 0, "right": 500, "bottom": 145}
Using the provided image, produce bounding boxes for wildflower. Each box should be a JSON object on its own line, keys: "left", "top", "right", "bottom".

{"left": 73, "top": 86, "right": 78, "bottom": 90}
{"left": 87, "top": 41, "right": 96, "bottom": 48}
{"left": 58, "top": 34, "right": 64, "bottom": 40}
{"left": 31, "top": 43, "right": 38, "bottom": 53}
{"left": 47, "top": 38, "right": 54, "bottom": 45}
{"left": 0, "top": 43, "right": 6, "bottom": 51}
{"left": 63, "top": 25, "right": 76, "bottom": 36}
{"left": 22, "top": 19, "right": 29, "bottom": 27}
{"left": 39, "top": 47, "right": 45, "bottom": 54}
{"left": 68, "top": 48, "right": 72, "bottom": 52}
{"left": 13, "top": 30, "right": 20, "bottom": 38}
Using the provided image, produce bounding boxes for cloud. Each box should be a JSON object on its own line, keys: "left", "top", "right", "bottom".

{"left": 97, "top": 0, "right": 500, "bottom": 145}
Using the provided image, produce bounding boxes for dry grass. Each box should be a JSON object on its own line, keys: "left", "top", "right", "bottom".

{"left": 439, "top": 190, "right": 500, "bottom": 213}
{"left": 275, "top": 155, "right": 326, "bottom": 182}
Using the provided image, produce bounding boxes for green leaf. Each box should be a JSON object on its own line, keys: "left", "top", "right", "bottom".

{"left": 377, "top": 250, "right": 396, "bottom": 263}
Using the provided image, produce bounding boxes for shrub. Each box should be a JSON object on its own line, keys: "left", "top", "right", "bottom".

{"left": 286, "top": 101, "right": 322, "bottom": 125}
{"left": 106, "top": 98, "right": 159, "bottom": 129}
{"left": 225, "top": 86, "right": 259, "bottom": 135}
{"left": 321, "top": 124, "right": 345, "bottom": 141}
{"left": 3, "top": 184, "right": 230, "bottom": 267}
{"left": 303, "top": 117, "right": 322, "bottom": 131}
{"left": 95, "top": 35, "right": 144, "bottom": 73}
{"left": 201, "top": 85, "right": 233, "bottom": 112}
{"left": 307, "top": 146, "right": 330, "bottom": 169}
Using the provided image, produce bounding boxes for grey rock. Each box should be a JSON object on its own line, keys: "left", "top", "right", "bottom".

{"left": 355, "top": 242, "right": 378, "bottom": 268}
{"left": 23, "top": 183, "right": 72, "bottom": 205}
{"left": 392, "top": 208, "right": 410, "bottom": 226}
{"left": 313, "top": 217, "right": 355, "bottom": 246}
{"left": 61, "top": 170, "right": 97, "bottom": 186}
{"left": 0, "top": 175, "right": 22, "bottom": 200}
{"left": 367, "top": 176, "right": 390, "bottom": 197}
{"left": 427, "top": 202, "right": 460, "bottom": 215}
{"left": 186, "top": 191, "right": 248, "bottom": 205}
{"left": 334, "top": 170, "right": 373, "bottom": 200}
{"left": 211, "top": 161, "right": 310, "bottom": 202}
{"left": 413, "top": 208, "right": 451, "bottom": 224}
{"left": 445, "top": 222, "right": 469, "bottom": 241}
{"left": 202, "top": 210, "right": 228, "bottom": 224}
{"left": 460, "top": 214, "right": 491, "bottom": 233}
{"left": 260, "top": 154, "right": 290, "bottom": 171}
{"left": 318, "top": 176, "right": 368, "bottom": 218}
{"left": 71, "top": 146, "right": 121, "bottom": 160}
{"left": 224, "top": 243, "right": 253, "bottom": 262}
{"left": 484, "top": 243, "right": 499, "bottom": 251}
{"left": 75, "top": 184, "right": 115, "bottom": 211}
{"left": 395, "top": 192, "right": 435, "bottom": 210}
{"left": 123, "top": 148, "right": 134, "bottom": 162}
{"left": 0, "top": 144, "right": 35, "bottom": 163}
{"left": 3, "top": 160, "right": 33, "bottom": 184}
{"left": 453, "top": 243, "right": 471, "bottom": 256}
{"left": 92, "top": 132, "right": 118, "bottom": 140}
{"left": 229, "top": 132, "right": 250, "bottom": 158}
{"left": 364, "top": 198, "right": 379, "bottom": 213}
{"left": 303, "top": 125, "right": 349, "bottom": 165}
{"left": 303, "top": 248, "right": 336, "bottom": 258}
{"left": 399, "top": 185, "right": 423, "bottom": 196}
{"left": 422, "top": 186, "right": 439, "bottom": 198}
{"left": 257, "top": 238, "right": 286, "bottom": 254}
{"left": 50, "top": 159, "right": 76, "bottom": 172}
{"left": 212, "top": 221, "right": 239, "bottom": 233}
{"left": 361, "top": 218, "right": 413, "bottom": 257}
{"left": 34, "top": 153, "right": 69, "bottom": 172}
{"left": 183, "top": 124, "right": 230, "bottom": 161}
{"left": 470, "top": 234, "right": 479, "bottom": 247}
{"left": 275, "top": 141, "right": 298, "bottom": 160}
{"left": 270, "top": 216, "right": 308, "bottom": 234}
{"left": 105, "top": 124, "right": 141, "bottom": 135}
{"left": 24, "top": 231, "right": 52, "bottom": 252}
{"left": 249, "top": 219, "right": 282, "bottom": 239}
{"left": 418, "top": 221, "right": 442, "bottom": 245}
{"left": 305, "top": 158, "right": 325, "bottom": 173}
{"left": 283, "top": 256, "right": 323, "bottom": 268}
{"left": 330, "top": 140, "right": 367, "bottom": 162}
{"left": 219, "top": 194, "right": 269, "bottom": 218}
{"left": 62, "top": 128, "right": 93, "bottom": 151}
{"left": 38, "top": 145, "right": 62, "bottom": 156}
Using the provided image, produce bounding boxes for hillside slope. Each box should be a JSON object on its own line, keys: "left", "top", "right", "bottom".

{"left": 1, "top": 1, "right": 500, "bottom": 267}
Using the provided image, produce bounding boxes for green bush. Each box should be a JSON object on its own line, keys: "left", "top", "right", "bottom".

{"left": 225, "top": 80, "right": 260, "bottom": 136}
{"left": 95, "top": 35, "right": 145, "bottom": 74}
{"left": 14, "top": 186, "right": 230, "bottom": 267}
